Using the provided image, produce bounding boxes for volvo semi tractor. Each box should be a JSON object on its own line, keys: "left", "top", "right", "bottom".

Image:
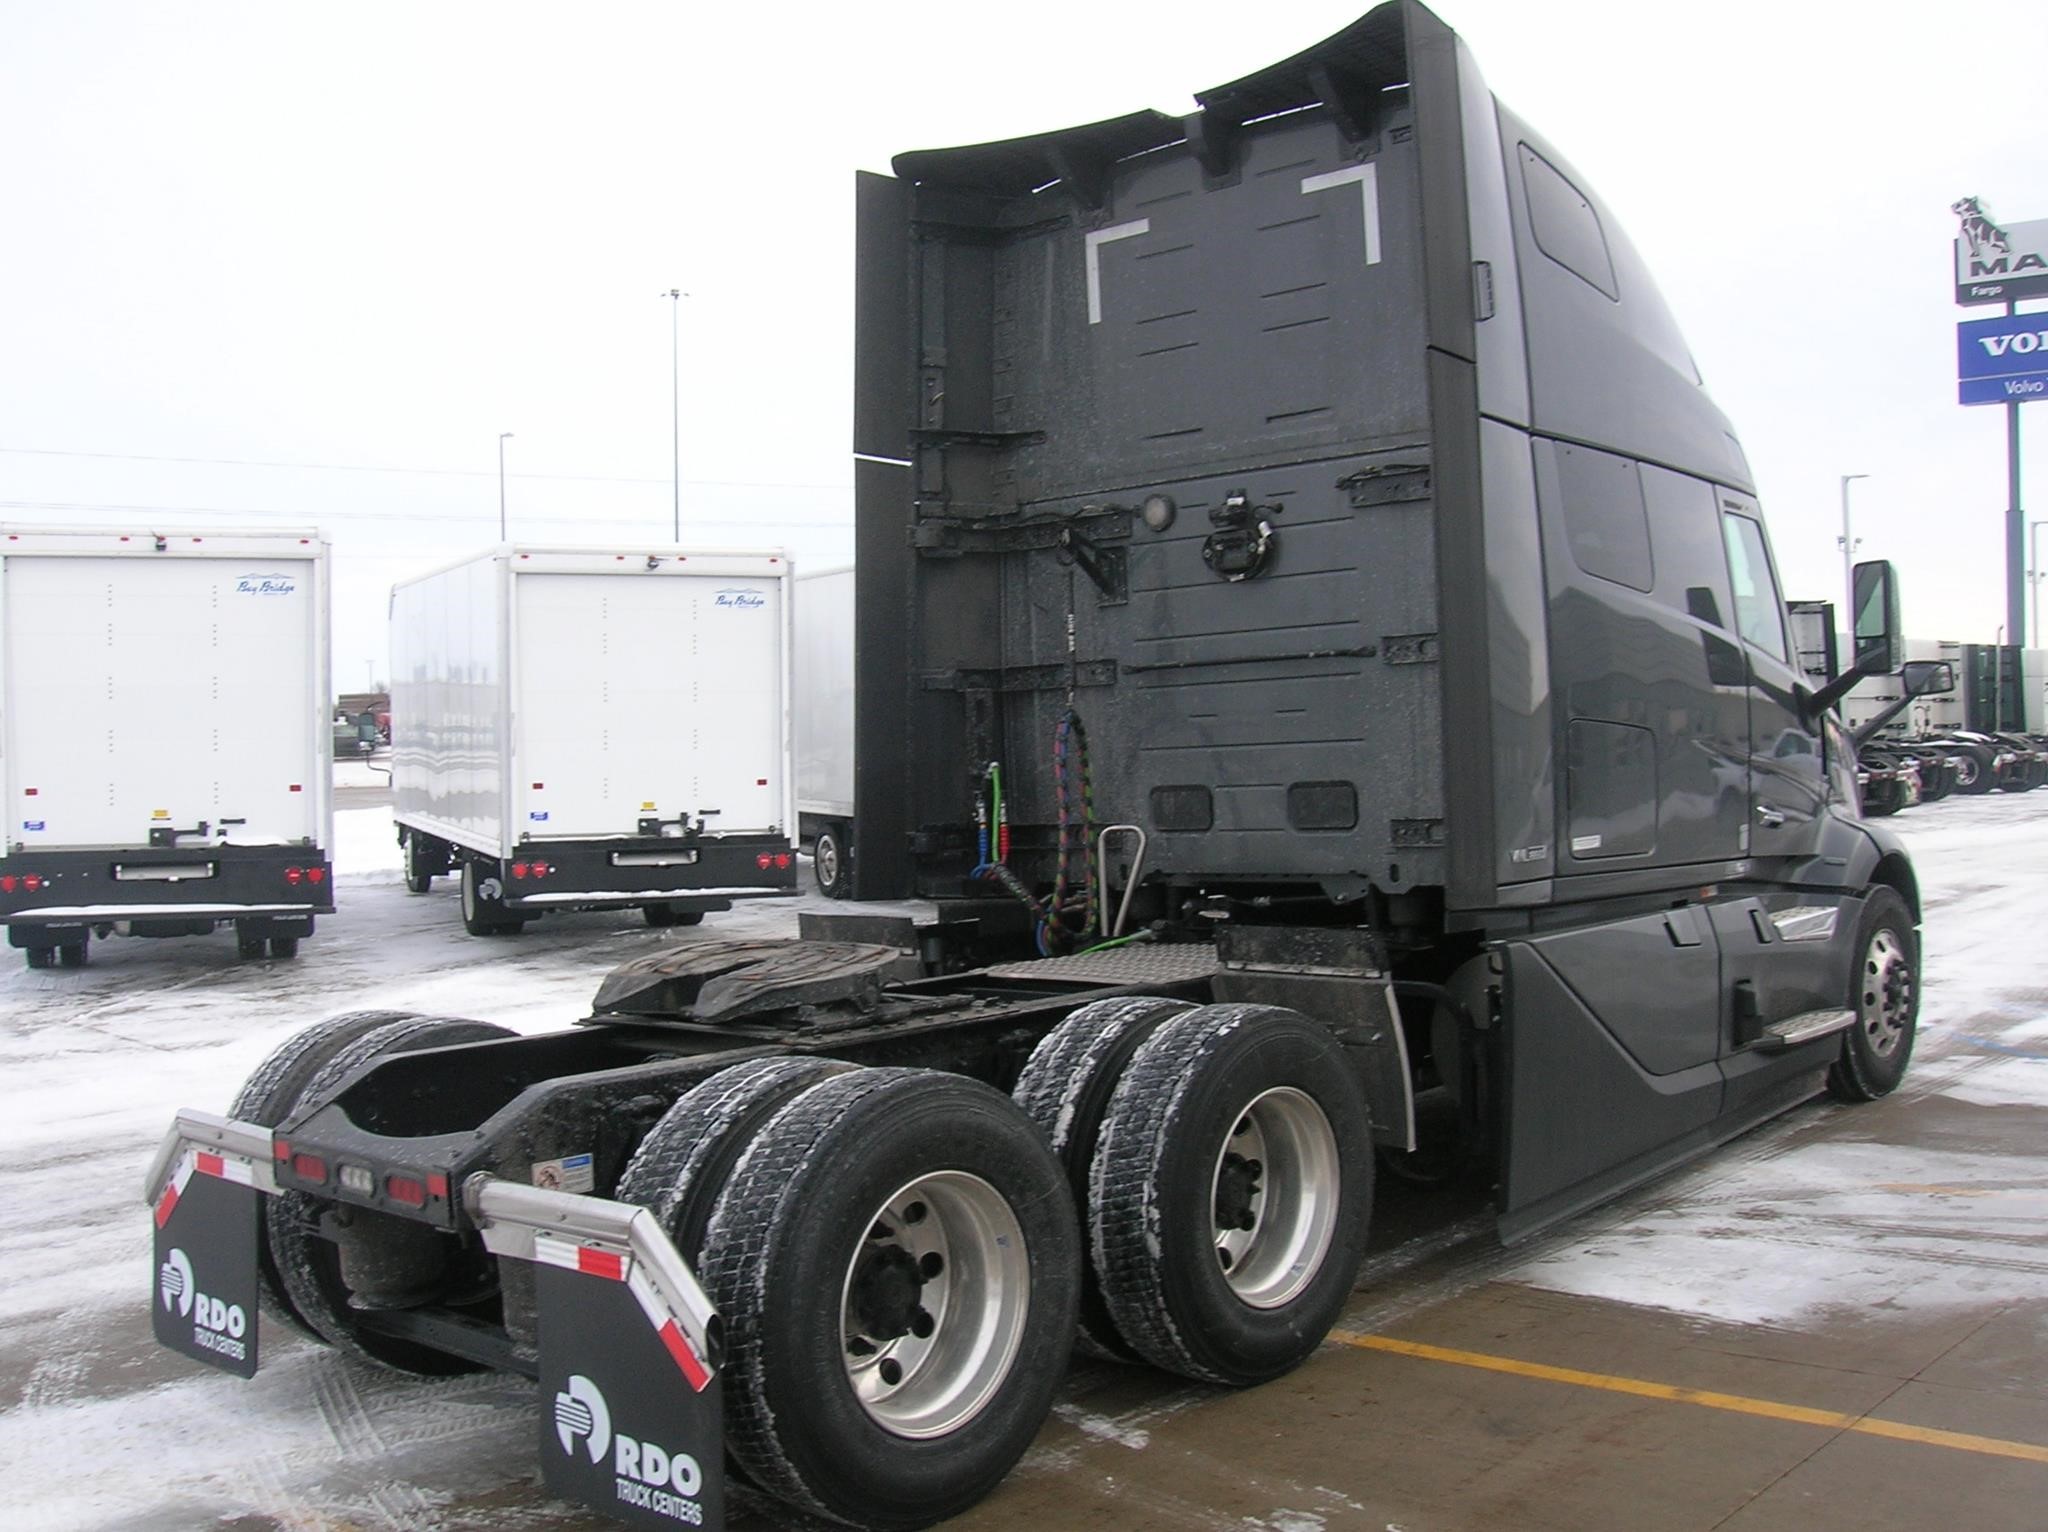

{"left": 387, "top": 546, "right": 799, "bottom": 934}
{"left": 1, "top": 527, "right": 334, "bottom": 966}
{"left": 146, "top": 6, "right": 1948, "bottom": 1529}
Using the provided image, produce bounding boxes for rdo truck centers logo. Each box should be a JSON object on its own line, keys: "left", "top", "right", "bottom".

{"left": 553, "top": 1374, "right": 706, "bottom": 1523}
{"left": 157, "top": 1245, "right": 250, "bottom": 1362}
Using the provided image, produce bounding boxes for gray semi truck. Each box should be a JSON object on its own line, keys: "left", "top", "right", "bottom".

{"left": 144, "top": 6, "right": 1948, "bottom": 1529}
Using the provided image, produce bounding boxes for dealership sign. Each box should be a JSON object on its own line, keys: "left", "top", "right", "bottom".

{"left": 1957, "top": 311, "right": 2048, "bottom": 406}
{"left": 1953, "top": 197, "right": 2048, "bottom": 305}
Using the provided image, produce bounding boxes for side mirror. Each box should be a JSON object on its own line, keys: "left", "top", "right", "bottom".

{"left": 1851, "top": 560, "right": 1902, "bottom": 673}
{"left": 1901, "top": 660, "right": 1956, "bottom": 698}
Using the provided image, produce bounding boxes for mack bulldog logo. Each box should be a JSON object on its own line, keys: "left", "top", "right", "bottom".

{"left": 1954, "top": 196, "right": 2048, "bottom": 305}
{"left": 1953, "top": 196, "right": 2011, "bottom": 262}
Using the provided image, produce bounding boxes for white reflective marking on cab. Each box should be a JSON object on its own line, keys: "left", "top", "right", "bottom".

{"left": 1085, "top": 219, "right": 1151, "bottom": 324}
{"left": 1300, "top": 163, "right": 1382, "bottom": 266}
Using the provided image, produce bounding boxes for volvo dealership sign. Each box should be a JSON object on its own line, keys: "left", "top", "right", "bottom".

{"left": 1958, "top": 312, "right": 2048, "bottom": 406}
{"left": 1953, "top": 197, "right": 2048, "bottom": 305}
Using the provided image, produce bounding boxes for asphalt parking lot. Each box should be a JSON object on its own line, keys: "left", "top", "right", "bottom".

{"left": 1, "top": 780, "right": 2043, "bottom": 1531}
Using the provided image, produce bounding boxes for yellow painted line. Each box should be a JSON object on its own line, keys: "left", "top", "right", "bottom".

{"left": 1330, "top": 1332, "right": 2048, "bottom": 1465}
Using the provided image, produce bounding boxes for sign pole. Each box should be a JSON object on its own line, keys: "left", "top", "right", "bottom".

{"left": 2011, "top": 301, "right": 2027, "bottom": 653}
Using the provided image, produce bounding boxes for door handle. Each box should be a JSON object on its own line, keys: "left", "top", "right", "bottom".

{"left": 1755, "top": 805, "right": 1786, "bottom": 829}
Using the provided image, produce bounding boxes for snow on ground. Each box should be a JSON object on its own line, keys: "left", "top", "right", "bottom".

{"left": 1, "top": 775, "right": 2045, "bottom": 1528}
{"left": 1514, "top": 790, "right": 2048, "bottom": 1330}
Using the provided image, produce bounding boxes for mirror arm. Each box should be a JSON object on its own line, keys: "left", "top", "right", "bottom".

{"left": 1849, "top": 694, "right": 1917, "bottom": 749}
{"left": 1807, "top": 658, "right": 1880, "bottom": 717}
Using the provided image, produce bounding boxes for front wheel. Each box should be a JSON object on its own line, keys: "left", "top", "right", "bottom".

{"left": 1089, "top": 1003, "right": 1373, "bottom": 1386}
{"left": 1827, "top": 887, "right": 1919, "bottom": 1102}
{"left": 696, "top": 1068, "right": 1079, "bottom": 1530}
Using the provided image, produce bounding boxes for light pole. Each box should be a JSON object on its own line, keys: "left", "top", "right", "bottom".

{"left": 498, "top": 432, "right": 514, "bottom": 541}
{"left": 1838, "top": 473, "right": 1869, "bottom": 634}
{"left": 663, "top": 288, "right": 685, "bottom": 541}
{"left": 2032, "top": 519, "right": 2048, "bottom": 649}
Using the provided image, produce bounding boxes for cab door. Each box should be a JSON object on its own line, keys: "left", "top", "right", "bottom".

{"left": 1719, "top": 494, "right": 1825, "bottom": 859}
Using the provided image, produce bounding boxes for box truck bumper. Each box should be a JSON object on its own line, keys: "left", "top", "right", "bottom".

{"left": 492, "top": 835, "right": 797, "bottom": 910}
{"left": 0, "top": 846, "right": 334, "bottom": 930}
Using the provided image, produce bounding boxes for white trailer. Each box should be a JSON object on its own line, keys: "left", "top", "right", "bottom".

{"left": 0, "top": 526, "right": 334, "bottom": 967}
{"left": 389, "top": 546, "right": 798, "bottom": 934}
{"left": 794, "top": 565, "right": 855, "bottom": 897}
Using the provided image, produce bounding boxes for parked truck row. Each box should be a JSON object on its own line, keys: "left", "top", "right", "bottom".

{"left": 146, "top": 4, "right": 1953, "bottom": 1530}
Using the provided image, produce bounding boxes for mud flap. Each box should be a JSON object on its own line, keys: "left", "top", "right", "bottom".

{"left": 536, "top": 1251, "right": 724, "bottom": 1530}
{"left": 150, "top": 1148, "right": 262, "bottom": 1378}
{"left": 468, "top": 1179, "right": 726, "bottom": 1531}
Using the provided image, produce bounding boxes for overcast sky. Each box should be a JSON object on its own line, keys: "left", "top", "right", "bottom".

{"left": 2, "top": 0, "right": 2042, "bottom": 687}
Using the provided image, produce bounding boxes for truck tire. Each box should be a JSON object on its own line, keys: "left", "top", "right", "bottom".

{"left": 616, "top": 1056, "right": 857, "bottom": 1258}
{"left": 1826, "top": 887, "right": 1919, "bottom": 1103}
{"left": 1011, "top": 994, "right": 1196, "bottom": 1358}
{"left": 460, "top": 861, "right": 525, "bottom": 936}
{"left": 269, "top": 1014, "right": 515, "bottom": 1373}
{"left": 1954, "top": 745, "right": 1995, "bottom": 794}
{"left": 403, "top": 832, "right": 435, "bottom": 894}
{"left": 227, "top": 1010, "right": 439, "bottom": 1341}
{"left": 814, "top": 823, "right": 851, "bottom": 900}
{"left": 58, "top": 938, "right": 87, "bottom": 968}
{"left": 642, "top": 903, "right": 706, "bottom": 928}
{"left": 23, "top": 943, "right": 54, "bottom": 970}
{"left": 1089, "top": 1003, "right": 1373, "bottom": 1387}
{"left": 696, "top": 1068, "right": 1079, "bottom": 1530}
{"left": 236, "top": 928, "right": 267, "bottom": 961}
{"left": 268, "top": 937, "right": 299, "bottom": 960}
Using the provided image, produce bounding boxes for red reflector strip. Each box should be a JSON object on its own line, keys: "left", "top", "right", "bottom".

{"left": 154, "top": 1183, "right": 179, "bottom": 1228}
{"left": 659, "top": 1316, "right": 714, "bottom": 1392}
{"left": 578, "top": 1248, "right": 625, "bottom": 1282}
{"left": 196, "top": 1151, "right": 224, "bottom": 1179}
{"left": 273, "top": 1139, "right": 291, "bottom": 1161}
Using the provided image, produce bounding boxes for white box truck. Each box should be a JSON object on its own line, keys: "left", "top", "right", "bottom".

{"left": 794, "top": 565, "right": 855, "bottom": 896}
{"left": 389, "top": 546, "right": 798, "bottom": 934}
{"left": 0, "top": 526, "right": 334, "bottom": 967}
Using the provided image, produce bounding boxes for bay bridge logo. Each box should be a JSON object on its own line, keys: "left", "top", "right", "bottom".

{"left": 713, "top": 587, "right": 766, "bottom": 610}
{"left": 233, "top": 573, "right": 298, "bottom": 596}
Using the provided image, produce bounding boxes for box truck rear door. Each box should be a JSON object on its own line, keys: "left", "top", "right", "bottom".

{"left": 5, "top": 555, "right": 319, "bottom": 849}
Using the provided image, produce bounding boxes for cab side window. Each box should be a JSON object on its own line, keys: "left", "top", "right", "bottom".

{"left": 1720, "top": 509, "right": 1787, "bottom": 662}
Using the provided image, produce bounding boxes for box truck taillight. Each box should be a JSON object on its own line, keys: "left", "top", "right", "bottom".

{"left": 282, "top": 866, "right": 327, "bottom": 886}
{"left": 756, "top": 854, "right": 793, "bottom": 870}
{"left": 386, "top": 1173, "right": 427, "bottom": 1208}
{"left": 510, "top": 861, "right": 553, "bottom": 880}
{"left": 0, "top": 873, "right": 45, "bottom": 892}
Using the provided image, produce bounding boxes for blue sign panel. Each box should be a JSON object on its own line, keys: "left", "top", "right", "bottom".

{"left": 1958, "top": 311, "right": 2048, "bottom": 405}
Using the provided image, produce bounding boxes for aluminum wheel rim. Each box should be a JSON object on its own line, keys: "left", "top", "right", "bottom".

{"left": 816, "top": 835, "right": 840, "bottom": 890}
{"left": 838, "top": 1170, "right": 1029, "bottom": 1439}
{"left": 1858, "top": 926, "right": 1913, "bottom": 1057}
{"left": 1210, "top": 1086, "right": 1341, "bottom": 1309}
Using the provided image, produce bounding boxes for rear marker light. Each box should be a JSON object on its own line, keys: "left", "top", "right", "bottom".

{"left": 511, "top": 862, "right": 529, "bottom": 879}
{"left": 307, "top": 867, "right": 326, "bottom": 884}
{"left": 386, "top": 1174, "right": 426, "bottom": 1208}
{"left": 22, "top": 874, "right": 41, "bottom": 892}
{"left": 23, "top": 788, "right": 36, "bottom": 796}
{"left": 757, "top": 854, "right": 773, "bottom": 869}
{"left": 426, "top": 1172, "right": 449, "bottom": 1200}
{"left": 289, "top": 784, "right": 302, "bottom": 793}
{"left": 284, "top": 866, "right": 304, "bottom": 885}
{"left": 292, "top": 1153, "right": 328, "bottom": 1184}
{"left": 0, "top": 877, "right": 15, "bottom": 893}
{"left": 338, "top": 1164, "right": 374, "bottom": 1196}
{"left": 273, "top": 1140, "right": 291, "bottom": 1162}
{"left": 775, "top": 853, "right": 792, "bottom": 869}
{"left": 756, "top": 778, "right": 767, "bottom": 786}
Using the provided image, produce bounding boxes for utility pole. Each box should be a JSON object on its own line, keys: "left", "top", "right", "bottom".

{"left": 498, "top": 432, "right": 514, "bottom": 541}
{"left": 1838, "top": 473, "right": 1868, "bottom": 636}
{"left": 663, "top": 288, "right": 685, "bottom": 541}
